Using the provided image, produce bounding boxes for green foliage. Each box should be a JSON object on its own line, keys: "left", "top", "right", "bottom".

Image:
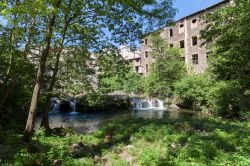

{"left": 145, "top": 33, "right": 186, "bottom": 98}
{"left": 1, "top": 115, "right": 250, "bottom": 165}
{"left": 207, "top": 81, "right": 250, "bottom": 118}
{"left": 123, "top": 71, "right": 145, "bottom": 94}
{"left": 97, "top": 49, "right": 129, "bottom": 94}
{"left": 201, "top": 0, "right": 250, "bottom": 118}
{"left": 174, "top": 74, "right": 212, "bottom": 108}
{"left": 138, "top": 147, "right": 166, "bottom": 166}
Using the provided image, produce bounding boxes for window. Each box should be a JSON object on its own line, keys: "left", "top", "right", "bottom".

{"left": 192, "top": 54, "right": 198, "bottom": 64}
{"left": 145, "top": 38, "right": 148, "bottom": 46}
{"left": 191, "top": 18, "right": 198, "bottom": 29}
{"left": 169, "top": 29, "right": 173, "bottom": 37}
{"left": 136, "top": 58, "right": 140, "bottom": 62}
{"left": 169, "top": 43, "right": 174, "bottom": 47}
{"left": 146, "top": 64, "right": 149, "bottom": 72}
{"left": 179, "top": 23, "right": 184, "bottom": 33}
{"left": 180, "top": 40, "right": 185, "bottom": 48}
{"left": 181, "top": 57, "right": 185, "bottom": 61}
{"left": 206, "top": 52, "right": 211, "bottom": 60}
{"left": 192, "top": 36, "right": 198, "bottom": 46}
{"left": 135, "top": 66, "right": 139, "bottom": 73}
{"left": 145, "top": 51, "right": 148, "bottom": 58}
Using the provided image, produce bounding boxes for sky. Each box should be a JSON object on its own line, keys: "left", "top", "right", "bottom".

{"left": 174, "top": 0, "right": 222, "bottom": 20}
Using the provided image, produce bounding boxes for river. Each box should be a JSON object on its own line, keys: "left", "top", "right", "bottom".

{"left": 36, "top": 109, "right": 204, "bottom": 134}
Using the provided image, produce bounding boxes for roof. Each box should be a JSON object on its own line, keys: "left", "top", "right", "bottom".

{"left": 176, "top": 0, "right": 230, "bottom": 22}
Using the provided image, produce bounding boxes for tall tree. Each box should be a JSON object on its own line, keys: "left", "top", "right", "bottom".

{"left": 23, "top": 0, "right": 62, "bottom": 141}
{"left": 201, "top": 0, "right": 250, "bottom": 117}
{"left": 1, "top": 0, "right": 176, "bottom": 141}
{"left": 145, "top": 33, "right": 186, "bottom": 99}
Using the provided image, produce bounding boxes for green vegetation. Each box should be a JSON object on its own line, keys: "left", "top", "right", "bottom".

{"left": 0, "top": 0, "right": 176, "bottom": 140}
{"left": 173, "top": 0, "right": 250, "bottom": 118}
{"left": 1, "top": 115, "right": 249, "bottom": 165}
{"left": 145, "top": 33, "right": 186, "bottom": 99}
{"left": 174, "top": 74, "right": 212, "bottom": 109}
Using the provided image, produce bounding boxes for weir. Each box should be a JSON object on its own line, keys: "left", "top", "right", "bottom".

{"left": 131, "top": 98, "right": 165, "bottom": 110}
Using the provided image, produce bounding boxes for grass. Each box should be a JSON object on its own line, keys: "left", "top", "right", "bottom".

{"left": 0, "top": 112, "right": 250, "bottom": 166}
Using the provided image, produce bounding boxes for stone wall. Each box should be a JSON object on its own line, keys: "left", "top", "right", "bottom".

{"left": 139, "top": 0, "right": 230, "bottom": 75}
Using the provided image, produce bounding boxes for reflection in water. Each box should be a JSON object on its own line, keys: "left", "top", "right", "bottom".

{"left": 131, "top": 109, "right": 165, "bottom": 119}
{"left": 36, "top": 109, "right": 204, "bottom": 134}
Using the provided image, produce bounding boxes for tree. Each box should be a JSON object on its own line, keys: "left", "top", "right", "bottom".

{"left": 5, "top": 0, "right": 175, "bottom": 141}
{"left": 201, "top": 0, "right": 250, "bottom": 117}
{"left": 97, "top": 47, "right": 129, "bottom": 94}
{"left": 144, "top": 33, "right": 186, "bottom": 99}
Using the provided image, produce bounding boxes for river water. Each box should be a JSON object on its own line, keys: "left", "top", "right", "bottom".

{"left": 36, "top": 109, "right": 203, "bottom": 134}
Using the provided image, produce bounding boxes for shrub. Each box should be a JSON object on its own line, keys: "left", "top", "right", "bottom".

{"left": 174, "top": 74, "right": 212, "bottom": 108}
{"left": 207, "top": 81, "right": 250, "bottom": 118}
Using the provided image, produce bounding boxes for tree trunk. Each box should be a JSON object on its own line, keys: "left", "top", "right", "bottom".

{"left": 41, "top": 15, "right": 70, "bottom": 130}
{"left": 23, "top": 0, "right": 61, "bottom": 142}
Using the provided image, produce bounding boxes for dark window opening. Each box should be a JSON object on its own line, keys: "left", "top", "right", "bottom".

{"left": 146, "top": 64, "right": 149, "bottom": 72}
{"left": 192, "top": 54, "right": 198, "bottom": 64}
{"left": 206, "top": 52, "right": 211, "bottom": 60}
{"left": 145, "top": 51, "right": 148, "bottom": 58}
{"left": 180, "top": 40, "right": 185, "bottom": 48}
{"left": 169, "top": 43, "right": 174, "bottom": 47}
{"left": 192, "top": 19, "right": 197, "bottom": 24}
{"left": 170, "top": 29, "right": 173, "bottom": 37}
{"left": 192, "top": 36, "right": 198, "bottom": 46}
{"left": 135, "top": 66, "right": 139, "bottom": 73}
{"left": 180, "top": 24, "right": 184, "bottom": 28}
{"left": 145, "top": 38, "right": 148, "bottom": 46}
{"left": 136, "top": 58, "right": 140, "bottom": 62}
{"left": 181, "top": 57, "right": 185, "bottom": 61}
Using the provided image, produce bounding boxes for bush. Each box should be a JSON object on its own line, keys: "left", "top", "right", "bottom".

{"left": 174, "top": 74, "right": 212, "bottom": 109}
{"left": 207, "top": 81, "right": 250, "bottom": 118}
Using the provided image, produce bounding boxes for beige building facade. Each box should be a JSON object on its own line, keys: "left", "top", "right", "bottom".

{"left": 138, "top": 0, "right": 231, "bottom": 75}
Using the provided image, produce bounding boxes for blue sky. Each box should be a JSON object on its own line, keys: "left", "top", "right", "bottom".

{"left": 174, "top": 0, "right": 222, "bottom": 20}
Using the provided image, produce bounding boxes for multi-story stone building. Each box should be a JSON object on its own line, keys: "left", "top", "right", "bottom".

{"left": 138, "top": 0, "right": 231, "bottom": 75}
{"left": 119, "top": 45, "right": 144, "bottom": 74}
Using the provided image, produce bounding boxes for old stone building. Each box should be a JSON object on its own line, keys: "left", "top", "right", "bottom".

{"left": 119, "top": 45, "right": 144, "bottom": 74}
{"left": 137, "top": 0, "right": 231, "bottom": 75}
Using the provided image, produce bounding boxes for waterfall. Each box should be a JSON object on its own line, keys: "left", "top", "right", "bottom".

{"left": 52, "top": 103, "right": 60, "bottom": 113}
{"left": 132, "top": 98, "right": 166, "bottom": 110}
{"left": 70, "top": 101, "right": 76, "bottom": 112}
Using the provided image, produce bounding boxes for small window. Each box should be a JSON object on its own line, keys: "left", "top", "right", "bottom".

{"left": 179, "top": 24, "right": 184, "bottom": 33}
{"left": 145, "top": 38, "right": 148, "bottom": 46}
{"left": 145, "top": 51, "right": 148, "bottom": 58}
{"left": 169, "top": 29, "right": 173, "bottom": 37}
{"left": 181, "top": 57, "right": 185, "bottom": 61}
{"left": 135, "top": 66, "right": 139, "bottom": 73}
{"left": 180, "top": 40, "right": 185, "bottom": 48}
{"left": 146, "top": 64, "right": 149, "bottom": 72}
{"left": 192, "top": 54, "right": 198, "bottom": 64}
{"left": 136, "top": 58, "right": 140, "bottom": 62}
{"left": 192, "top": 19, "right": 197, "bottom": 24}
{"left": 169, "top": 43, "right": 174, "bottom": 47}
{"left": 206, "top": 52, "right": 211, "bottom": 60}
{"left": 192, "top": 36, "right": 198, "bottom": 46}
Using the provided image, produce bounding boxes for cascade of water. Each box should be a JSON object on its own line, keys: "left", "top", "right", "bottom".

{"left": 70, "top": 101, "right": 76, "bottom": 112}
{"left": 156, "top": 99, "right": 164, "bottom": 109}
{"left": 52, "top": 103, "right": 60, "bottom": 113}
{"left": 147, "top": 99, "right": 153, "bottom": 108}
{"left": 132, "top": 98, "right": 165, "bottom": 110}
{"left": 136, "top": 102, "right": 142, "bottom": 109}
